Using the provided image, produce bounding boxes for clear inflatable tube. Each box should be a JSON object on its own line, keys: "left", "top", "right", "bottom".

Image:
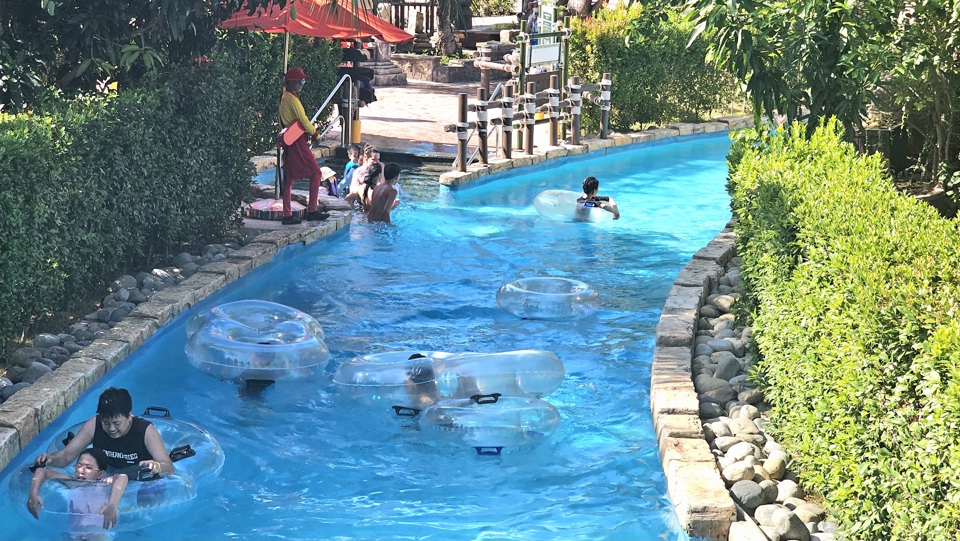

{"left": 534, "top": 189, "right": 613, "bottom": 223}
{"left": 420, "top": 395, "right": 561, "bottom": 450}
{"left": 10, "top": 468, "right": 197, "bottom": 533}
{"left": 9, "top": 410, "right": 223, "bottom": 532}
{"left": 333, "top": 350, "right": 565, "bottom": 410}
{"left": 497, "top": 277, "right": 600, "bottom": 321}
{"left": 185, "top": 300, "right": 329, "bottom": 382}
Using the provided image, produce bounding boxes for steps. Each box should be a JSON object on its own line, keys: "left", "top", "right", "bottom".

{"left": 370, "top": 60, "right": 408, "bottom": 86}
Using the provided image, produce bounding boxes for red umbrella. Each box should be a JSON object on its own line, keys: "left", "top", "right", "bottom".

{"left": 223, "top": 0, "right": 414, "bottom": 202}
{"left": 221, "top": 0, "right": 414, "bottom": 71}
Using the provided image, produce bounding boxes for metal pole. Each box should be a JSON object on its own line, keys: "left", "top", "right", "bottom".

{"left": 524, "top": 82, "right": 536, "bottom": 155}
{"left": 275, "top": 146, "right": 282, "bottom": 199}
{"left": 456, "top": 93, "right": 469, "bottom": 172}
{"left": 502, "top": 84, "right": 513, "bottom": 160}
{"left": 341, "top": 83, "right": 352, "bottom": 147}
{"left": 600, "top": 72, "right": 611, "bottom": 139}
{"left": 569, "top": 76, "right": 581, "bottom": 145}
{"left": 561, "top": 17, "right": 571, "bottom": 87}
{"left": 548, "top": 74, "right": 559, "bottom": 147}
{"left": 283, "top": 31, "right": 290, "bottom": 75}
{"left": 477, "top": 88, "right": 489, "bottom": 165}
{"left": 281, "top": 29, "right": 290, "bottom": 194}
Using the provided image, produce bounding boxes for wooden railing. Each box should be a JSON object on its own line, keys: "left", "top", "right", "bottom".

{"left": 388, "top": 0, "right": 436, "bottom": 36}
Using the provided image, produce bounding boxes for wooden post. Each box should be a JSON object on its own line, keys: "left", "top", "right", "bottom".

{"left": 599, "top": 72, "right": 611, "bottom": 139}
{"left": 560, "top": 16, "right": 572, "bottom": 143}
{"left": 478, "top": 43, "right": 491, "bottom": 97}
{"left": 524, "top": 82, "right": 536, "bottom": 155}
{"left": 502, "top": 84, "right": 514, "bottom": 160}
{"left": 456, "top": 93, "right": 468, "bottom": 172}
{"left": 476, "top": 87, "right": 489, "bottom": 165}
{"left": 569, "top": 76, "right": 581, "bottom": 146}
{"left": 548, "top": 74, "right": 559, "bottom": 147}
{"left": 518, "top": 20, "right": 528, "bottom": 98}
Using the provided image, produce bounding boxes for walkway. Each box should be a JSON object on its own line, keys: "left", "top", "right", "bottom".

{"left": 359, "top": 80, "right": 479, "bottom": 157}
{"left": 349, "top": 78, "right": 555, "bottom": 159}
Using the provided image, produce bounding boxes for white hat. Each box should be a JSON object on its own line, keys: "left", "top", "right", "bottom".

{"left": 319, "top": 166, "right": 337, "bottom": 180}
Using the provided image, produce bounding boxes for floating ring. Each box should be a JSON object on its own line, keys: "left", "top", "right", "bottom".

{"left": 184, "top": 300, "right": 329, "bottom": 382}
{"left": 497, "top": 277, "right": 600, "bottom": 321}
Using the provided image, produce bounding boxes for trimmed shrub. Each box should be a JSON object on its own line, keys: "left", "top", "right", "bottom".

{"left": 0, "top": 113, "right": 73, "bottom": 335}
{"left": 0, "top": 34, "right": 341, "bottom": 352}
{"left": 730, "top": 119, "right": 960, "bottom": 540}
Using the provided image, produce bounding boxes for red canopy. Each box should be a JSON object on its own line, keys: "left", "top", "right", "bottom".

{"left": 221, "top": 0, "right": 414, "bottom": 44}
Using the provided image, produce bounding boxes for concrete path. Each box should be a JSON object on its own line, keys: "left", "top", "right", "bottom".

{"left": 354, "top": 80, "right": 482, "bottom": 158}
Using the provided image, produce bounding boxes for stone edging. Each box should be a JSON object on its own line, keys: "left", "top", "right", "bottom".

{"left": 0, "top": 210, "right": 353, "bottom": 472}
{"left": 250, "top": 142, "right": 339, "bottom": 174}
{"left": 653, "top": 225, "right": 739, "bottom": 540}
{"left": 438, "top": 118, "right": 753, "bottom": 187}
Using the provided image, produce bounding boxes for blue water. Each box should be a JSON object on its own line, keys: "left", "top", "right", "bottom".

{"left": 0, "top": 134, "right": 732, "bottom": 541}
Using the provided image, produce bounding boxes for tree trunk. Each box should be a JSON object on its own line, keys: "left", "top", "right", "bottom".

{"left": 435, "top": 0, "right": 458, "bottom": 57}
{"left": 566, "top": 0, "right": 601, "bottom": 18}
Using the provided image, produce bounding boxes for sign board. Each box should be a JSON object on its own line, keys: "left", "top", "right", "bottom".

{"left": 540, "top": 3, "right": 555, "bottom": 35}
{"left": 527, "top": 43, "right": 562, "bottom": 66}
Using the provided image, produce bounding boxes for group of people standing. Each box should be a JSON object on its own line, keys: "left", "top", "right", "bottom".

{"left": 277, "top": 66, "right": 400, "bottom": 226}
{"left": 342, "top": 144, "right": 401, "bottom": 224}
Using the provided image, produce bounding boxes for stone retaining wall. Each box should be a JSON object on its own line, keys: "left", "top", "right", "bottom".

{"left": 438, "top": 118, "right": 753, "bottom": 187}
{"left": 391, "top": 53, "right": 511, "bottom": 83}
{"left": 653, "top": 226, "right": 739, "bottom": 540}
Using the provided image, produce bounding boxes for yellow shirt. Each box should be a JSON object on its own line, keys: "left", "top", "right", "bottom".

{"left": 279, "top": 90, "right": 316, "bottom": 135}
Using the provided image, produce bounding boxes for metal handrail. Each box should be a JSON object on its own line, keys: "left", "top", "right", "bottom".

{"left": 306, "top": 73, "right": 355, "bottom": 146}
{"left": 488, "top": 82, "right": 505, "bottom": 103}
{"left": 462, "top": 122, "right": 503, "bottom": 167}
{"left": 310, "top": 73, "right": 354, "bottom": 125}
{"left": 317, "top": 117, "right": 341, "bottom": 141}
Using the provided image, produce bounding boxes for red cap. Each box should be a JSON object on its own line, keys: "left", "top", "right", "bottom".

{"left": 284, "top": 67, "right": 310, "bottom": 81}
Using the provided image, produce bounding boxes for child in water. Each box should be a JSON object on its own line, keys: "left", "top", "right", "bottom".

{"left": 577, "top": 176, "right": 620, "bottom": 220}
{"left": 27, "top": 447, "right": 130, "bottom": 530}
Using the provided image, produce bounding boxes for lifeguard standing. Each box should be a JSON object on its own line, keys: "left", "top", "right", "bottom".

{"left": 278, "top": 67, "right": 328, "bottom": 225}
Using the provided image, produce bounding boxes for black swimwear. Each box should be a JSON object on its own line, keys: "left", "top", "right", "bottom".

{"left": 577, "top": 195, "right": 609, "bottom": 208}
{"left": 92, "top": 416, "right": 153, "bottom": 470}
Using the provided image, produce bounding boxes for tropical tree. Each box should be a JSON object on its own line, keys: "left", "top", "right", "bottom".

{"left": 0, "top": 0, "right": 282, "bottom": 109}
{"left": 435, "top": 0, "right": 460, "bottom": 56}
{"left": 686, "top": 0, "right": 960, "bottom": 187}
{"left": 872, "top": 0, "right": 960, "bottom": 185}
{"left": 566, "top": 0, "right": 604, "bottom": 18}
{"left": 684, "top": 0, "right": 888, "bottom": 137}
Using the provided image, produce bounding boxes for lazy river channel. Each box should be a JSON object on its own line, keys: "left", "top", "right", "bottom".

{"left": 0, "top": 133, "right": 733, "bottom": 540}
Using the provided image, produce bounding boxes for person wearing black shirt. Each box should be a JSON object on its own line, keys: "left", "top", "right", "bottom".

{"left": 32, "top": 388, "right": 173, "bottom": 478}
{"left": 577, "top": 176, "right": 620, "bottom": 220}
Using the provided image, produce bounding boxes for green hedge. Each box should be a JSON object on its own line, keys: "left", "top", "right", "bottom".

{"left": 729, "top": 119, "right": 960, "bottom": 540}
{"left": 568, "top": 5, "right": 738, "bottom": 131}
{"left": 0, "top": 33, "right": 339, "bottom": 352}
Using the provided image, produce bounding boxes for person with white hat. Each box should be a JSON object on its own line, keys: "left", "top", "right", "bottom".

{"left": 278, "top": 66, "right": 329, "bottom": 224}
{"left": 319, "top": 166, "right": 338, "bottom": 197}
